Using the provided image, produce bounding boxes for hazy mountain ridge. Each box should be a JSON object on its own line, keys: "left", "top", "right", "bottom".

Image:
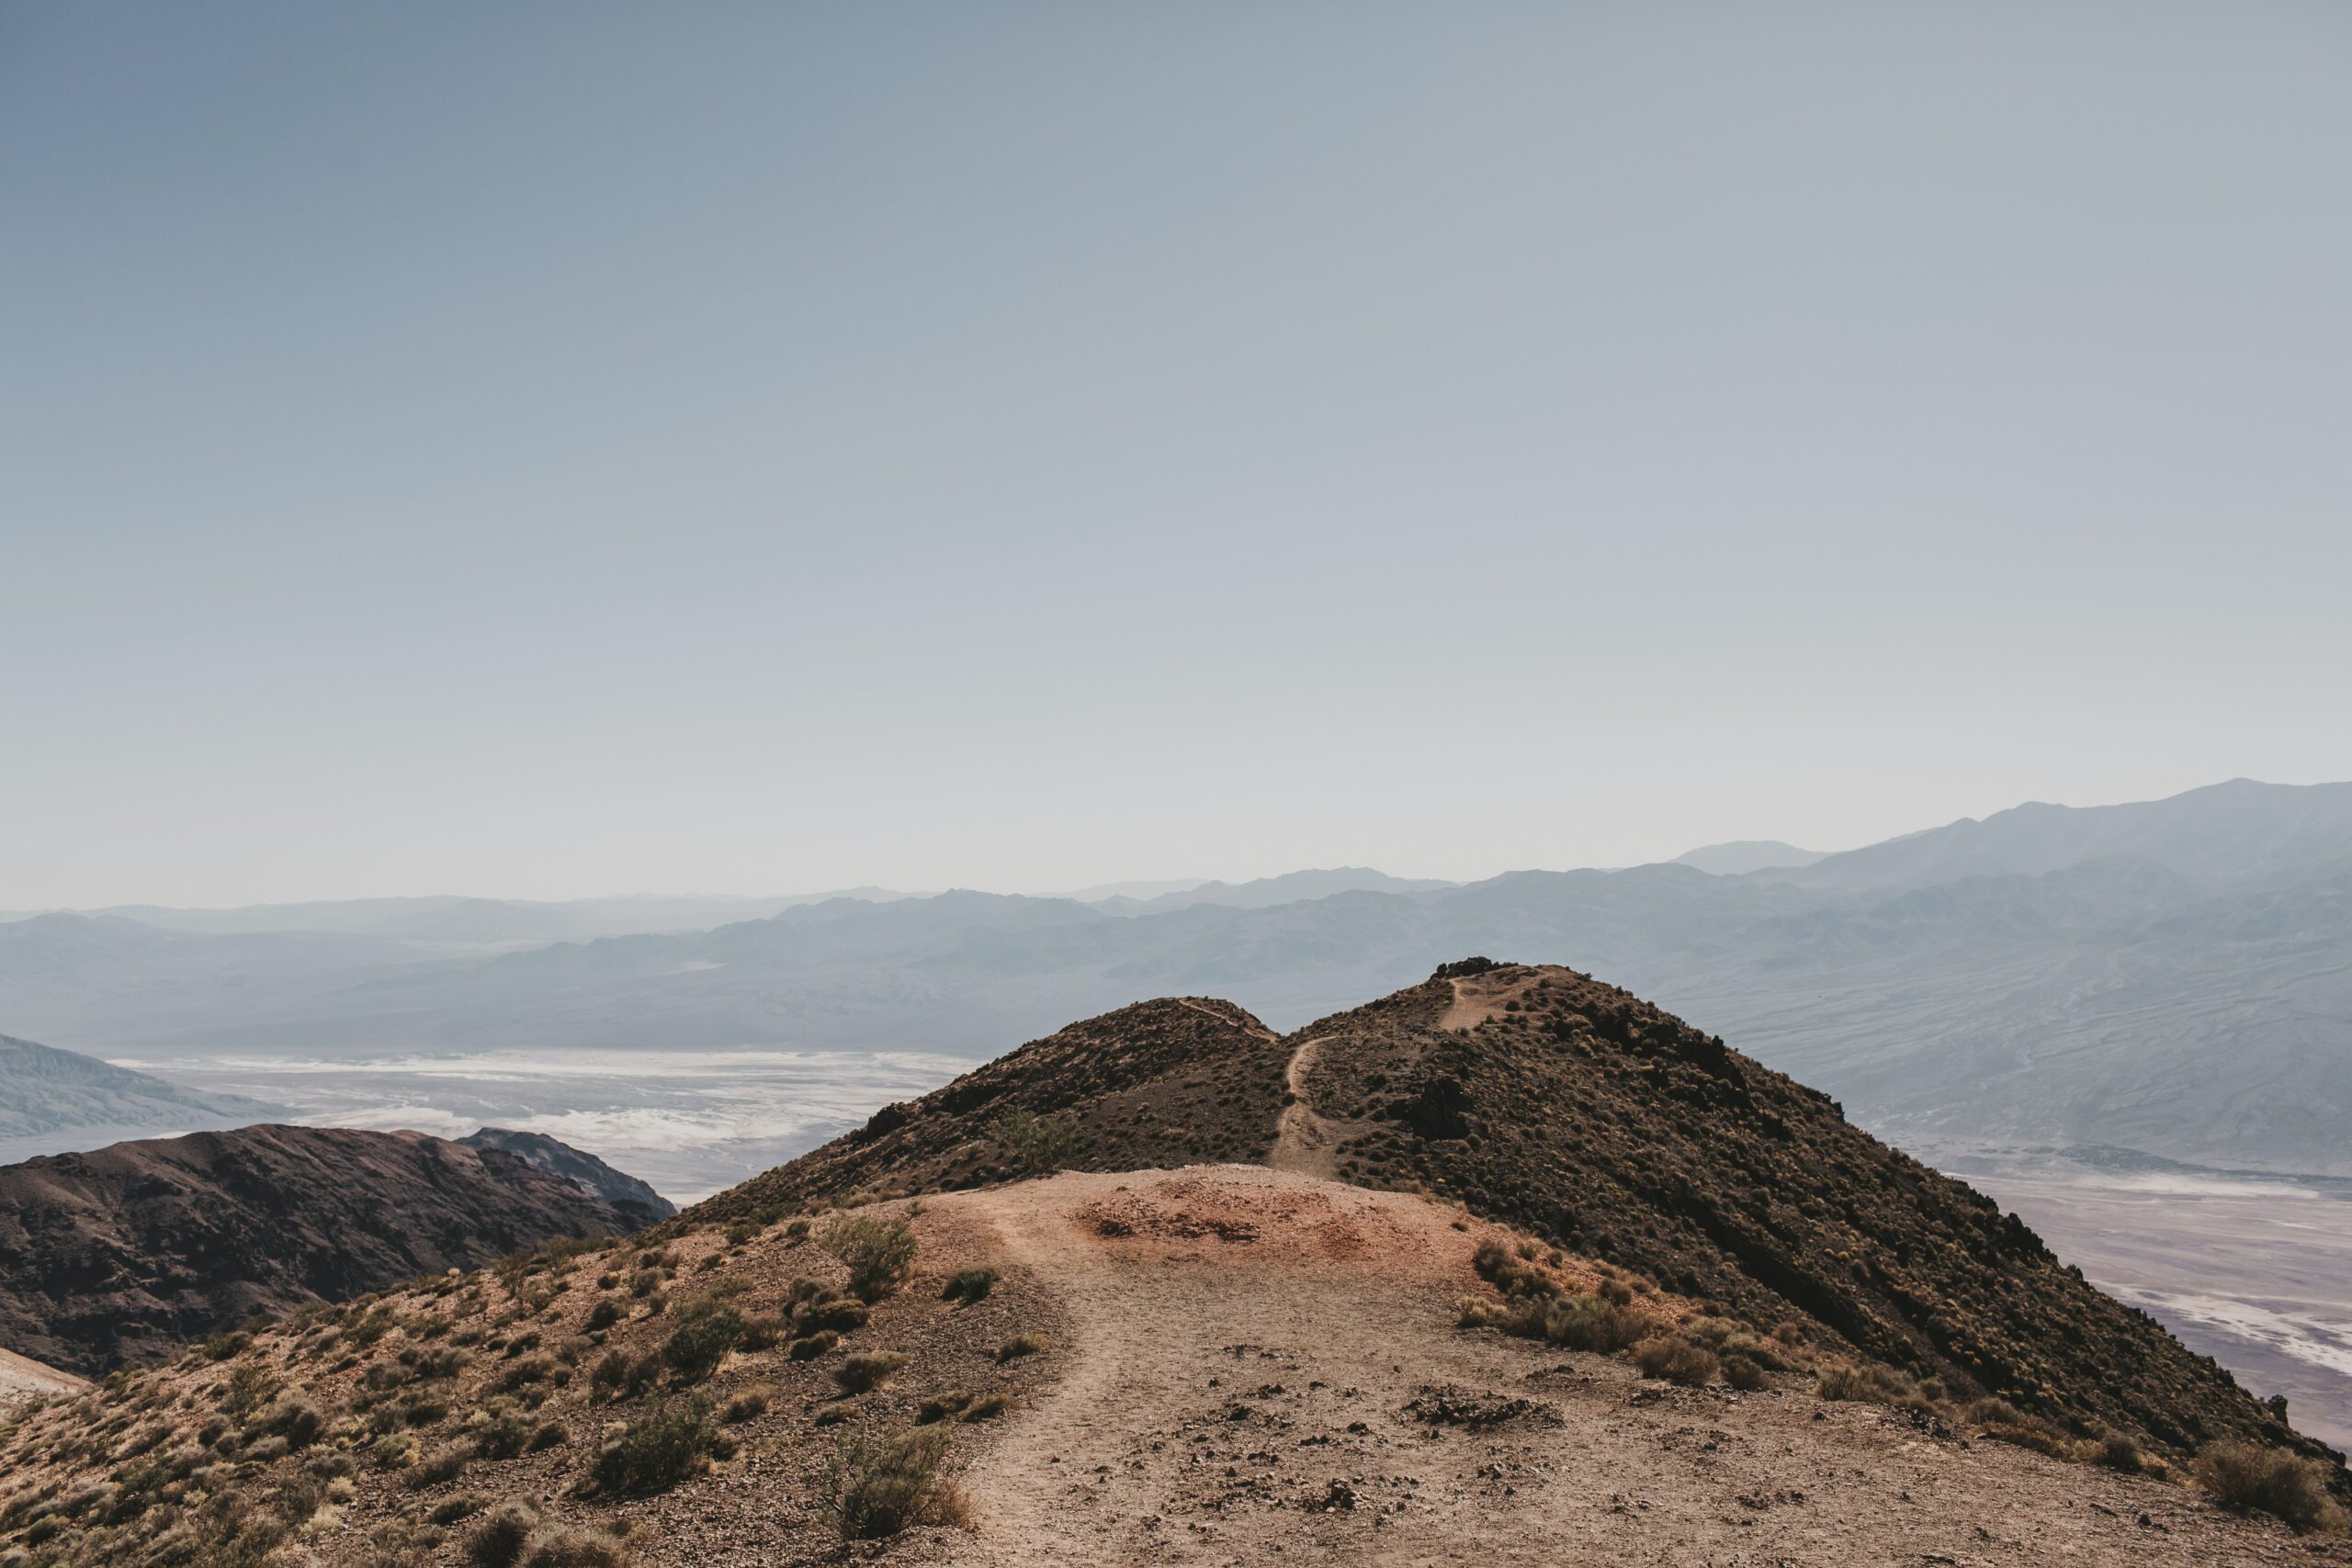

{"left": 0, "top": 1032, "right": 275, "bottom": 1145}
{"left": 2, "top": 781, "right": 2346, "bottom": 1171}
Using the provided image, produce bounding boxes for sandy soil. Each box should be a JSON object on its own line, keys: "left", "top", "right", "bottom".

{"left": 0, "top": 1345, "right": 84, "bottom": 1404}
{"left": 931, "top": 1167, "right": 2339, "bottom": 1567}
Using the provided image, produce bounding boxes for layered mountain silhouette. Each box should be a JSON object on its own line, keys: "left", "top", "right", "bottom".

{"left": 0, "top": 1125, "right": 651, "bottom": 1377}
{"left": 8, "top": 779, "right": 2341, "bottom": 1173}
{"left": 701, "top": 962, "right": 2344, "bottom": 1483}
{"left": 0, "top": 1032, "right": 275, "bottom": 1148}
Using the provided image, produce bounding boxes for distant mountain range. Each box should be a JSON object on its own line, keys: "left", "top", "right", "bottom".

{"left": 3, "top": 778, "right": 2346, "bottom": 1172}
{"left": 1669, "top": 840, "right": 1827, "bottom": 874}
{"left": 0, "top": 1032, "right": 277, "bottom": 1155}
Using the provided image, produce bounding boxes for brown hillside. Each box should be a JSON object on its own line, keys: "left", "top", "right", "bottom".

{"left": 691, "top": 961, "right": 2345, "bottom": 1491}
{"left": 0, "top": 1125, "right": 639, "bottom": 1378}
{"left": 0, "top": 1168, "right": 2335, "bottom": 1567}
{"left": 703, "top": 996, "right": 1287, "bottom": 1213}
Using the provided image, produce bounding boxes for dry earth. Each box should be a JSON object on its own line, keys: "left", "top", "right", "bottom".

{"left": 6, "top": 1167, "right": 2341, "bottom": 1567}
{"left": 0, "top": 1346, "right": 83, "bottom": 1406}
{"left": 937, "top": 1168, "right": 2338, "bottom": 1567}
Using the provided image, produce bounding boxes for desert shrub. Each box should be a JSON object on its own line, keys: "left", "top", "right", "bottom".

{"left": 592, "top": 1399, "right": 716, "bottom": 1496}
{"left": 961, "top": 1393, "right": 1011, "bottom": 1422}
{"left": 408, "top": 1444, "right": 470, "bottom": 1488}
{"left": 916, "top": 1391, "right": 972, "bottom": 1424}
{"left": 989, "top": 1109, "right": 1077, "bottom": 1176}
{"left": 431, "top": 1493, "right": 488, "bottom": 1526}
{"left": 254, "top": 1394, "right": 322, "bottom": 1450}
{"left": 831, "top": 1351, "right": 910, "bottom": 1396}
{"left": 801, "top": 1298, "right": 869, "bottom": 1334}
{"left": 2194, "top": 1440, "right": 2332, "bottom": 1531}
{"left": 821, "top": 1426, "right": 967, "bottom": 1540}
{"left": 820, "top": 1214, "right": 919, "bottom": 1303}
{"left": 788, "top": 1331, "right": 840, "bottom": 1361}
{"left": 1471, "top": 1239, "right": 1556, "bottom": 1300}
{"left": 584, "top": 1299, "right": 624, "bottom": 1333}
{"left": 941, "top": 1267, "right": 997, "bottom": 1305}
{"left": 994, "top": 1334, "right": 1048, "bottom": 1363}
{"left": 738, "top": 1314, "right": 786, "bottom": 1352}
{"left": 472, "top": 1414, "right": 531, "bottom": 1461}
{"left": 1816, "top": 1362, "right": 1916, "bottom": 1404}
{"left": 725, "top": 1220, "right": 761, "bottom": 1247}
{"left": 466, "top": 1503, "right": 538, "bottom": 1568}
{"left": 1721, "top": 1354, "right": 1767, "bottom": 1392}
{"left": 220, "top": 1363, "right": 279, "bottom": 1420}
{"left": 722, "top": 1386, "right": 774, "bottom": 1423}
{"left": 521, "top": 1527, "right": 633, "bottom": 1568}
{"left": 662, "top": 1297, "right": 746, "bottom": 1385}
{"left": 201, "top": 1331, "right": 253, "bottom": 1362}
{"left": 369, "top": 1431, "right": 419, "bottom": 1469}
{"left": 1633, "top": 1336, "right": 1719, "bottom": 1387}
{"left": 497, "top": 1354, "right": 556, "bottom": 1393}
{"left": 2094, "top": 1429, "right": 2143, "bottom": 1474}
{"left": 528, "top": 1420, "right": 568, "bottom": 1452}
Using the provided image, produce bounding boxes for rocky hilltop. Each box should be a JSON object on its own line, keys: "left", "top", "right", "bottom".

{"left": 702, "top": 961, "right": 2342, "bottom": 1485}
{"left": 458, "top": 1128, "right": 677, "bottom": 1224}
{"left": 0, "top": 1124, "right": 643, "bottom": 1377}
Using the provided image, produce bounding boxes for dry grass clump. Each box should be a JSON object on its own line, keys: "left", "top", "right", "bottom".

{"left": 2193, "top": 1439, "right": 2339, "bottom": 1533}
{"left": 1631, "top": 1335, "right": 1719, "bottom": 1387}
{"left": 831, "top": 1351, "right": 910, "bottom": 1396}
{"left": 821, "top": 1425, "right": 971, "bottom": 1540}
{"left": 721, "top": 1384, "right": 775, "bottom": 1423}
{"left": 467, "top": 1502, "right": 540, "bottom": 1567}
{"left": 993, "top": 1334, "right": 1048, "bottom": 1363}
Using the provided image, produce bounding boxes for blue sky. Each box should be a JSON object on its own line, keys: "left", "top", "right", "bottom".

{"left": 5, "top": 2, "right": 2348, "bottom": 906}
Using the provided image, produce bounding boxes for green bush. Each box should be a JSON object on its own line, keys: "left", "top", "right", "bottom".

{"left": 662, "top": 1297, "right": 746, "bottom": 1385}
{"left": 592, "top": 1399, "right": 717, "bottom": 1496}
{"left": 821, "top": 1426, "right": 967, "bottom": 1540}
{"left": 820, "top": 1214, "right": 918, "bottom": 1303}
{"left": 941, "top": 1267, "right": 997, "bottom": 1305}
{"left": 989, "top": 1109, "right": 1076, "bottom": 1177}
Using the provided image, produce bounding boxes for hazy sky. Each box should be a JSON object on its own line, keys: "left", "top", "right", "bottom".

{"left": 6, "top": 3, "right": 2349, "bottom": 908}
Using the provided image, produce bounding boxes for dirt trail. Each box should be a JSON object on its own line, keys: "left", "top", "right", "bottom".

{"left": 1439, "top": 971, "right": 1536, "bottom": 1032}
{"left": 934, "top": 1167, "right": 2324, "bottom": 1567}
{"left": 1266, "top": 1036, "right": 1338, "bottom": 1177}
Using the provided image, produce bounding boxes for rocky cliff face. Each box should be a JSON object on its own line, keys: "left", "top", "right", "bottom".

{"left": 0, "top": 1124, "right": 642, "bottom": 1376}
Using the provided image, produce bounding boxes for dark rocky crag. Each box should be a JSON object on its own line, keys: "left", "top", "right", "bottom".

{"left": 458, "top": 1126, "right": 677, "bottom": 1223}
{"left": 695, "top": 960, "right": 2346, "bottom": 1490}
{"left": 0, "top": 1124, "right": 642, "bottom": 1377}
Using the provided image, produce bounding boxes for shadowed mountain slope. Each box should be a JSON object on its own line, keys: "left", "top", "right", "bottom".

{"left": 458, "top": 1126, "right": 677, "bottom": 1223}
{"left": 706, "top": 997, "right": 1287, "bottom": 1210}
{"left": 695, "top": 962, "right": 2343, "bottom": 1487}
{"left": 0, "top": 1125, "right": 644, "bottom": 1377}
